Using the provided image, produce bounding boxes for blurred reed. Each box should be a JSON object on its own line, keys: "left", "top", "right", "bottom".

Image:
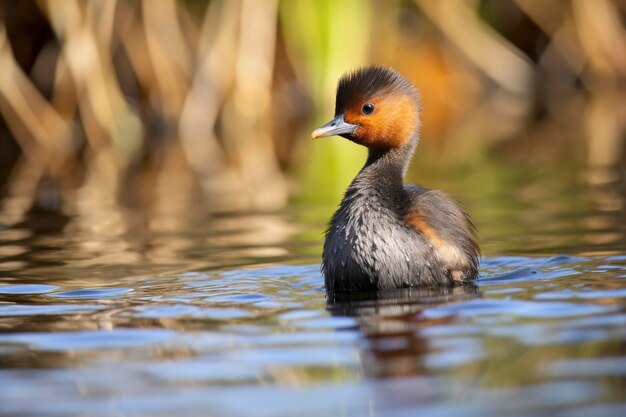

{"left": 0, "top": 0, "right": 624, "bottom": 229}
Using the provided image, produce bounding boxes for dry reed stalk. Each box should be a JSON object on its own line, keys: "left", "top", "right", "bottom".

{"left": 0, "top": 0, "right": 624, "bottom": 227}
{"left": 0, "top": 24, "right": 73, "bottom": 223}
{"left": 415, "top": 0, "right": 534, "bottom": 96}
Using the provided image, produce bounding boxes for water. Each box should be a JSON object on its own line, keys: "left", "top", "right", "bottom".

{"left": 0, "top": 166, "right": 625, "bottom": 417}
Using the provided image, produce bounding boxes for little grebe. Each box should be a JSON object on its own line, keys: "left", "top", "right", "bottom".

{"left": 311, "top": 66, "right": 480, "bottom": 292}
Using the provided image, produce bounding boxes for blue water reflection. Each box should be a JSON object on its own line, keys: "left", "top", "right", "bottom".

{"left": 1, "top": 172, "right": 625, "bottom": 416}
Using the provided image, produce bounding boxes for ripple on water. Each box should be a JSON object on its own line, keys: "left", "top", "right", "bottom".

{"left": 136, "top": 359, "right": 266, "bottom": 383}
{"left": 0, "top": 329, "right": 176, "bottom": 351}
{"left": 546, "top": 357, "right": 626, "bottom": 378}
{"left": 208, "top": 293, "right": 271, "bottom": 303}
{"left": 130, "top": 305, "right": 252, "bottom": 320}
{"left": 0, "top": 304, "right": 104, "bottom": 317}
{"left": 421, "top": 298, "right": 615, "bottom": 320}
{"left": 0, "top": 284, "right": 58, "bottom": 294}
{"left": 50, "top": 287, "right": 133, "bottom": 299}
{"left": 534, "top": 287, "right": 626, "bottom": 300}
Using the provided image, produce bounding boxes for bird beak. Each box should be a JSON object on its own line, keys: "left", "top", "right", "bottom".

{"left": 311, "top": 114, "right": 357, "bottom": 140}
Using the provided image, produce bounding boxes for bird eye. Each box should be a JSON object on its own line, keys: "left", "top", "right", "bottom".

{"left": 361, "top": 102, "right": 375, "bottom": 115}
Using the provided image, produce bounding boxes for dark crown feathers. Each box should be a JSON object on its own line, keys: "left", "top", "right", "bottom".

{"left": 335, "top": 66, "right": 420, "bottom": 115}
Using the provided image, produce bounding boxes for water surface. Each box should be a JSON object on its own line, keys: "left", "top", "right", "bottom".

{"left": 0, "top": 166, "right": 625, "bottom": 417}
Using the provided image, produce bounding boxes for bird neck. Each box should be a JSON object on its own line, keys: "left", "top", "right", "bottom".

{"left": 356, "top": 134, "right": 418, "bottom": 192}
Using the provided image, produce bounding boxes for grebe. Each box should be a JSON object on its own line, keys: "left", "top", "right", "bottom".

{"left": 311, "top": 66, "right": 479, "bottom": 292}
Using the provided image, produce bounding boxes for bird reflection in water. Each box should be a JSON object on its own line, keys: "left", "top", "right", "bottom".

{"left": 327, "top": 285, "right": 480, "bottom": 378}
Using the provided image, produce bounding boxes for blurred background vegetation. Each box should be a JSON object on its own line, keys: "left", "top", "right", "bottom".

{"left": 0, "top": 0, "right": 624, "bottom": 229}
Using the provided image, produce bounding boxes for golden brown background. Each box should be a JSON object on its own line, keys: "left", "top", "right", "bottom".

{"left": 0, "top": 0, "right": 624, "bottom": 224}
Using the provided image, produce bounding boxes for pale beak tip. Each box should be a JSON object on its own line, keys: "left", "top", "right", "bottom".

{"left": 310, "top": 130, "right": 322, "bottom": 140}
{"left": 310, "top": 114, "right": 356, "bottom": 141}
